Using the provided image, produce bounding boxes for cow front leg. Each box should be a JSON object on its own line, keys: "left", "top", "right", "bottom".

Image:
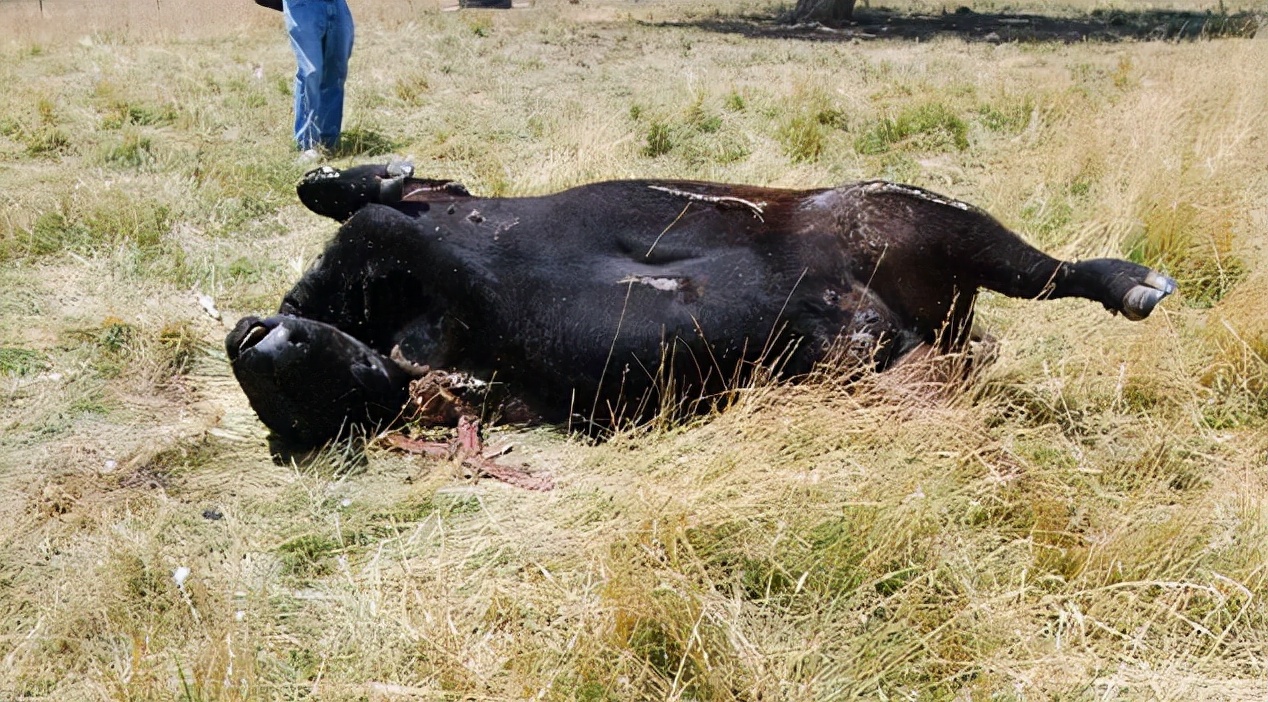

{"left": 296, "top": 161, "right": 470, "bottom": 222}
{"left": 297, "top": 163, "right": 407, "bottom": 222}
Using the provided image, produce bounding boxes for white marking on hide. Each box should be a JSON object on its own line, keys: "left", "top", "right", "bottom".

{"left": 647, "top": 185, "right": 766, "bottom": 220}
{"left": 618, "top": 275, "right": 681, "bottom": 292}
{"left": 859, "top": 181, "right": 972, "bottom": 211}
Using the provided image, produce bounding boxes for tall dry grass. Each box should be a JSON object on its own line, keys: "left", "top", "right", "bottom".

{"left": 1, "top": 0, "right": 1266, "bottom": 699}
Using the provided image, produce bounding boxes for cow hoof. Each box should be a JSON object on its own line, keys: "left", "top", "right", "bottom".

{"left": 302, "top": 165, "right": 341, "bottom": 183}
{"left": 386, "top": 160, "right": 414, "bottom": 178}
{"left": 380, "top": 160, "right": 414, "bottom": 204}
{"left": 1121, "top": 271, "right": 1178, "bottom": 321}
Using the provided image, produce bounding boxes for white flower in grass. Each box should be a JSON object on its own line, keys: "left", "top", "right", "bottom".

{"left": 173, "top": 566, "right": 191, "bottom": 588}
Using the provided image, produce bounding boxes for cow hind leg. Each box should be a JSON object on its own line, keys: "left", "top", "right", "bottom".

{"left": 859, "top": 185, "right": 1180, "bottom": 321}
{"left": 1061, "top": 258, "right": 1178, "bottom": 320}
{"left": 944, "top": 215, "right": 1177, "bottom": 321}
{"left": 982, "top": 255, "right": 1177, "bottom": 320}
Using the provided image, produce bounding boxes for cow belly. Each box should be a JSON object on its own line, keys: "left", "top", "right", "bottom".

{"left": 474, "top": 258, "right": 791, "bottom": 414}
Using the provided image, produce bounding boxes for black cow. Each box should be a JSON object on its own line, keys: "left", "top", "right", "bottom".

{"left": 226, "top": 163, "right": 1176, "bottom": 451}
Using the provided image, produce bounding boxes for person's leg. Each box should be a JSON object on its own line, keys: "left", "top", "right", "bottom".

{"left": 285, "top": 0, "right": 328, "bottom": 150}
{"left": 317, "top": 0, "right": 354, "bottom": 150}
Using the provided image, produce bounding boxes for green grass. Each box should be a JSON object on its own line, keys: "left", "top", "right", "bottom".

{"left": 643, "top": 119, "right": 674, "bottom": 157}
{"left": 1, "top": 191, "right": 176, "bottom": 265}
{"left": 855, "top": 102, "right": 970, "bottom": 155}
{"left": 0, "top": 347, "right": 46, "bottom": 376}
{"left": 277, "top": 533, "right": 341, "bottom": 577}
{"left": 1127, "top": 200, "right": 1246, "bottom": 306}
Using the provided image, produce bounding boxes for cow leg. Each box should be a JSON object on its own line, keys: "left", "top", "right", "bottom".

{"left": 296, "top": 162, "right": 470, "bottom": 222}
{"left": 297, "top": 163, "right": 403, "bottom": 222}
{"left": 1050, "top": 258, "right": 1177, "bottom": 320}
{"left": 848, "top": 185, "right": 1176, "bottom": 332}
{"left": 895, "top": 194, "right": 1178, "bottom": 321}
{"left": 966, "top": 235, "right": 1177, "bottom": 321}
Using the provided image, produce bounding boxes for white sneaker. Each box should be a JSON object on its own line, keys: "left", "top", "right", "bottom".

{"left": 298, "top": 148, "right": 321, "bottom": 165}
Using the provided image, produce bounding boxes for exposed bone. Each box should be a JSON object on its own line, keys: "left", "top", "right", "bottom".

{"left": 382, "top": 415, "right": 554, "bottom": 491}
{"left": 405, "top": 369, "right": 492, "bottom": 426}
{"left": 408, "top": 373, "right": 469, "bottom": 424}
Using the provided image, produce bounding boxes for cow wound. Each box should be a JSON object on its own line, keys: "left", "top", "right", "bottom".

{"left": 858, "top": 181, "right": 973, "bottom": 212}
{"left": 648, "top": 185, "right": 767, "bottom": 221}
{"left": 617, "top": 275, "right": 682, "bottom": 292}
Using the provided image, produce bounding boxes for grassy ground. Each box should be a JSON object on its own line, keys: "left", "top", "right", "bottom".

{"left": 1, "top": 0, "right": 1266, "bottom": 699}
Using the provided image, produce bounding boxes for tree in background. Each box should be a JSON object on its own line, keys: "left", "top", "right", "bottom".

{"left": 789, "top": 0, "right": 856, "bottom": 23}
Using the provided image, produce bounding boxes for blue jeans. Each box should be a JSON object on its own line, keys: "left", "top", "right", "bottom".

{"left": 285, "top": 0, "right": 354, "bottom": 150}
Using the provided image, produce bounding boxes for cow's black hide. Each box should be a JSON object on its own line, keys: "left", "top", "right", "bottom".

{"left": 227, "top": 163, "right": 1176, "bottom": 450}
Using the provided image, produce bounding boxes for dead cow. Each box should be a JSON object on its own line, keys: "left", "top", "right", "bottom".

{"left": 227, "top": 163, "right": 1176, "bottom": 452}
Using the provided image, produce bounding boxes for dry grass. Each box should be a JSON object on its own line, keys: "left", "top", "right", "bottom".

{"left": 1, "top": 0, "right": 1267, "bottom": 699}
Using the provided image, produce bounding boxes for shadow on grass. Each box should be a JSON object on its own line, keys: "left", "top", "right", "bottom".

{"left": 658, "top": 7, "right": 1260, "bottom": 44}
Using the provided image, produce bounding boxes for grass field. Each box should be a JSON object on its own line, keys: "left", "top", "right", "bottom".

{"left": 1, "top": 0, "right": 1266, "bottom": 699}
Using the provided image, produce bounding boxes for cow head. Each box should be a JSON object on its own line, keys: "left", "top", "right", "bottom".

{"left": 225, "top": 314, "right": 411, "bottom": 451}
